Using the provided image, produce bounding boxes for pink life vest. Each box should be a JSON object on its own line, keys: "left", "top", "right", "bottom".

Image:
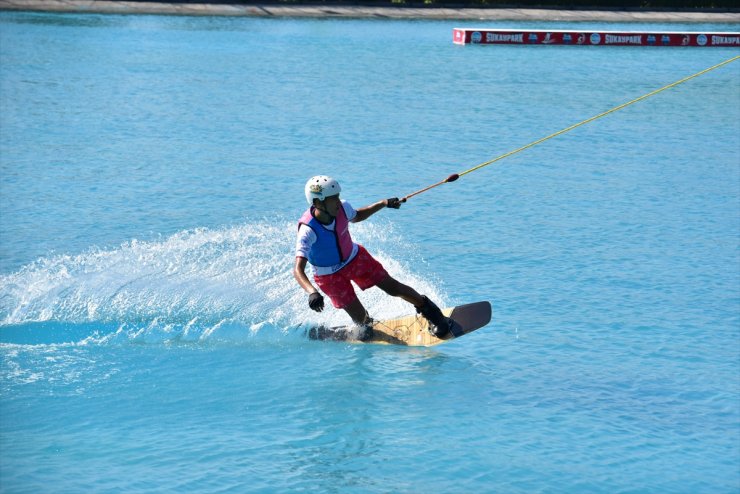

{"left": 298, "top": 205, "right": 354, "bottom": 267}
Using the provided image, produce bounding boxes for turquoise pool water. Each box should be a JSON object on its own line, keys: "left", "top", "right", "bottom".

{"left": 1, "top": 12, "right": 739, "bottom": 493}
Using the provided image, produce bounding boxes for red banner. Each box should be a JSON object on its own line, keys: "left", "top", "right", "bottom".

{"left": 453, "top": 28, "right": 740, "bottom": 47}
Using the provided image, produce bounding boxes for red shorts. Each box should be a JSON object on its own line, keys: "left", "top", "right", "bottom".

{"left": 314, "top": 245, "right": 388, "bottom": 309}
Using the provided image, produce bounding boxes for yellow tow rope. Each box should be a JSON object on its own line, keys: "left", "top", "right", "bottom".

{"left": 402, "top": 54, "right": 740, "bottom": 202}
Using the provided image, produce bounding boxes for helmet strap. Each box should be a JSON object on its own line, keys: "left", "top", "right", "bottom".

{"left": 312, "top": 200, "right": 335, "bottom": 223}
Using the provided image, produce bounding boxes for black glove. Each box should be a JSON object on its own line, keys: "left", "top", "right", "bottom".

{"left": 308, "top": 292, "right": 325, "bottom": 312}
{"left": 386, "top": 197, "right": 403, "bottom": 209}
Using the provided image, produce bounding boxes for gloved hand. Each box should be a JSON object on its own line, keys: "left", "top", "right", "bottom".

{"left": 386, "top": 197, "right": 403, "bottom": 209}
{"left": 308, "top": 292, "right": 325, "bottom": 312}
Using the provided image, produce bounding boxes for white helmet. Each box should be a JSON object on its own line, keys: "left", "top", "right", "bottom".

{"left": 305, "top": 175, "right": 341, "bottom": 205}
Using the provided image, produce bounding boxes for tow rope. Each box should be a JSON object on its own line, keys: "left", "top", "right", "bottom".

{"left": 401, "top": 54, "right": 739, "bottom": 203}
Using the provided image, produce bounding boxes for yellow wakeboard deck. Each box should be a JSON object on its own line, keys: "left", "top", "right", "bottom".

{"left": 307, "top": 301, "right": 491, "bottom": 347}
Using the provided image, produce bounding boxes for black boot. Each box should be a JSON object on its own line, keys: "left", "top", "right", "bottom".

{"left": 416, "top": 296, "right": 451, "bottom": 338}
{"left": 357, "top": 318, "right": 374, "bottom": 342}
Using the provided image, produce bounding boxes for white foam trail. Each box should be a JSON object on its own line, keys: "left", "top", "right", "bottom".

{"left": 0, "top": 220, "right": 446, "bottom": 340}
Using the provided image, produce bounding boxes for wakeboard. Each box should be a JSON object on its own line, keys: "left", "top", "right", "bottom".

{"left": 307, "top": 301, "right": 491, "bottom": 347}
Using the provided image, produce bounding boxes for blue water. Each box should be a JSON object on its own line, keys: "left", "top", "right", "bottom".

{"left": 1, "top": 11, "right": 739, "bottom": 493}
